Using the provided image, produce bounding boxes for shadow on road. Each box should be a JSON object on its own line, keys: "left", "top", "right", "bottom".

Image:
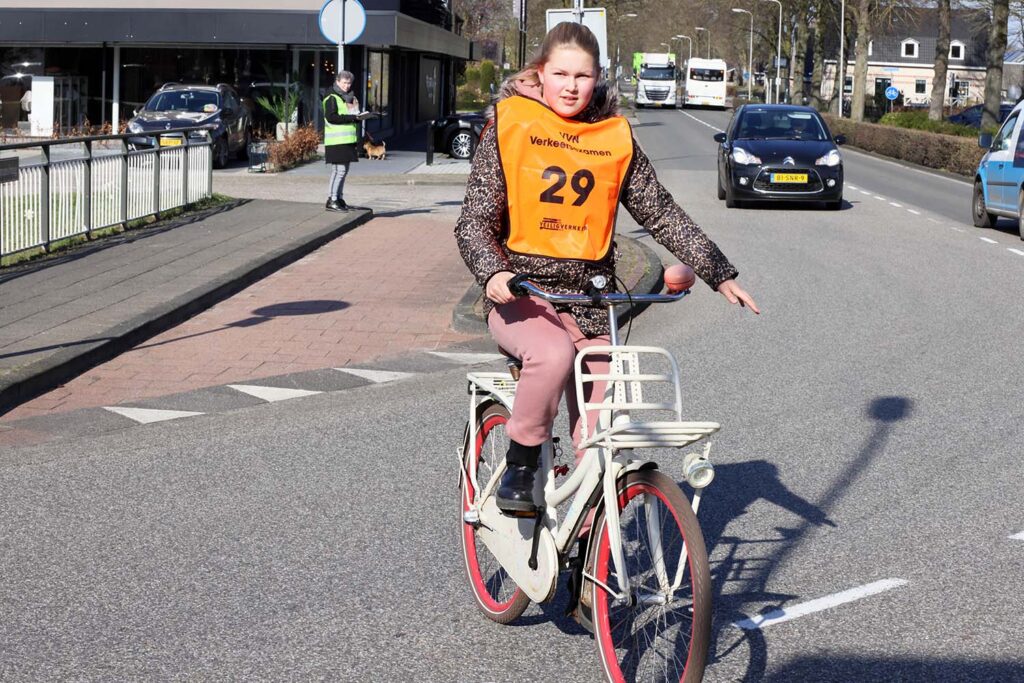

{"left": 701, "top": 396, "right": 913, "bottom": 680}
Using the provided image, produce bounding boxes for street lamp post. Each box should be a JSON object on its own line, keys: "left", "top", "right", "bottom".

{"left": 674, "top": 34, "right": 692, "bottom": 63}
{"left": 762, "top": 0, "right": 782, "bottom": 104}
{"left": 615, "top": 12, "right": 638, "bottom": 81}
{"left": 732, "top": 8, "right": 753, "bottom": 101}
{"left": 695, "top": 26, "right": 709, "bottom": 59}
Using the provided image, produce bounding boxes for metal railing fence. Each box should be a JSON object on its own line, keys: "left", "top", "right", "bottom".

{"left": 0, "top": 127, "right": 214, "bottom": 258}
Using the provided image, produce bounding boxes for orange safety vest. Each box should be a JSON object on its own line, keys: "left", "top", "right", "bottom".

{"left": 496, "top": 96, "right": 634, "bottom": 262}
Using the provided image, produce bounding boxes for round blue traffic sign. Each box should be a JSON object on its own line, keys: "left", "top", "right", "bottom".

{"left": 885, "top": 86, "right": 899, "bottom": 101}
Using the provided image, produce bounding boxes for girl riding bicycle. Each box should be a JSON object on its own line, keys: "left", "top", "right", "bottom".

{"left": 455, "top": 22, "right": 758, "bottom": 516}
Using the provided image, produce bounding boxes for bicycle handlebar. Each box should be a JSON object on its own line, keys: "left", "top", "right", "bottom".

{"left": 508, "top": 272, "right": 691, "bottom": 306}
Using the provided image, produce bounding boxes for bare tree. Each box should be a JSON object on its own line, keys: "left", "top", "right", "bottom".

{"left": 849, "top": 0, "right": 871, "bottom": 121}
{"left": 982, "top": 0, "right": 1009, "bottom": 128}
{"left": 929, "top": 0, "right": 951, "bottom": 120}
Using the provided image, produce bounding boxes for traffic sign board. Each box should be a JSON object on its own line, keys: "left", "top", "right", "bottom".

{"left": 319, "top": 0, "right": 367, "bottom": 45}
{"left": 885, "top": 86, "right": 899, "bottom": 101}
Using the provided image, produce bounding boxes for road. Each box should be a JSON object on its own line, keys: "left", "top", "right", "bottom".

{"left": 2, "top": 106, "right": 1023, "bottom": 681}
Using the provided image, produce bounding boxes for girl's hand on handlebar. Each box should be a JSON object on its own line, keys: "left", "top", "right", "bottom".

{"left": 717, "top": 279, "right": 760, "bottom": 314}
{"left": 486, "top": 271, "right": 517, "bottom": 304}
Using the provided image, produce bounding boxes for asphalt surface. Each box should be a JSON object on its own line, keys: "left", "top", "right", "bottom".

{"left": 2, "top": 107, "right": 1023, "bottom": 682}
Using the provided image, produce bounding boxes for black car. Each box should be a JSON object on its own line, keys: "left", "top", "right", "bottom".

{"left": 127, "top": 83, "right": 252, "bottom": 168}
{"left": 714, "top": 104, "right": 845, "bottom": 210}
{"left": 947, "top": 103, "right": 1014, "bottom": 128}
{"left": 432, "top": 112, "right": 486, "bottom": 159}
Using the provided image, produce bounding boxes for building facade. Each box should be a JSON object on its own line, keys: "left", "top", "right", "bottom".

{"left": 821, "top": 9, "right": 989, "bottom": 110}
{"left": 0, "top": 0, "right": 472, "bottom": 138}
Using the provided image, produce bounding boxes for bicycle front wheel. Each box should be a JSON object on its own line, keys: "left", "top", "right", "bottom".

{"left": 591, "top": 469, "right": 711, "bottom": 683}
{"left": 459, "top": 403, "right": 530, "bottom": 623}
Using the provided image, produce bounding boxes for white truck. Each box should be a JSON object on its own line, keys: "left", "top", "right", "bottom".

{"left": 634, "top": 52, "right": 677, "bottom": 108}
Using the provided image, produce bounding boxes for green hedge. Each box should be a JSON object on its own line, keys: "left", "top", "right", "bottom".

{"left": 823, "top": 113, "right": 986, "bottom": 178}
{"left": 877, "top": 110, "right": 982, "bottom": 138}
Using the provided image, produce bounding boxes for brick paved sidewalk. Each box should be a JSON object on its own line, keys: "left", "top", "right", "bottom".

{"left": 2, "top": 208, "right": 475, "bottom": 421}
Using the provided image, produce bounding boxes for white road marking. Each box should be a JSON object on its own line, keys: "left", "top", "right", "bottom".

{"left": 679, "top": 110, "right": 725, "bottom": 133}
{"left": 979, "top": 237, "right": 999, "bottom": 244}
{"left": 104, "top": 407, "right": 204, "bottom": 424}
{"left": 732, "top": 578, "right": 909, "bottom": 630}
{"left": 228, "top": 385, "right": 321, "bottom": 402}
{"left": 874, "top": 195, "right": 886, "bottom": 201}
{"left": 1009, "top": 531, "right": 1024, "bottom": 540}
{"left": 1009, "top": 248, "right": 1024, "bottom": 256}
{"left": 859, "top": 190, "right": 871, "bottom": 195}
{"left": 907, "top": 209, "right": 921, "bottom": 215}
{"left": 335, "top": 367, "right": 417, "bottom": 383}
{"left": 429, "top": 351, "right": 507, "bottom": 364}
{"left": 889, "top": 202, "right": 902, "bottom": 208}
{"left": 951, "top": 227, "right": 965, "bottom": 232}
{"left": 927, "top": 217, "right": 940, "bottom": 223}
{"left": 847, "top": 184, "right": 858, "bottom": 190}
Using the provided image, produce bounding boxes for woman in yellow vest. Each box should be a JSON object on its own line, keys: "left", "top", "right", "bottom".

{"left": 455, "top": 23, "right": 758, "bottom": 514}
{"left": 323, "top": 71, "right": 360, "bottom": 211}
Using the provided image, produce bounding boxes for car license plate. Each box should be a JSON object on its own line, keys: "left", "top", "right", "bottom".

{"left": 159, "top": 137, "right": 183, "bottom": 147}
{"left": 771, "top": 172, "right": 807, "bottom": 183}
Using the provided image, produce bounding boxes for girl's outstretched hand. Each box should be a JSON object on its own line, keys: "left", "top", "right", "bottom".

{"left": 717, "top": 279, "right": 760, "bottom": 314}
{"left": 486, "top": 271, "right": 516, "bottom": 304}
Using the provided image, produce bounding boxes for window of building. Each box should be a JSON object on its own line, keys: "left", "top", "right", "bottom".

{"left": 844, "top": 75, "right": 853, "bottom": 93}
{"left": 901, "top": 39, "right": 919, "bottom": 59}
{"left": 949, "top": 42, "right": 964, "bottom": 60}
{"left": 916, "top": 79, "right": 926, "bottom": 94}
{"left": 364, "top": 50, "right": 392, "bottom": 134}
{"left": 868, "top": 41, "right": 873, "bottom": 57}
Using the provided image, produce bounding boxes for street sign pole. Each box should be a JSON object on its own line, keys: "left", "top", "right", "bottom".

{"left": 338, "top": 0, "right": 346, "bottom": 73}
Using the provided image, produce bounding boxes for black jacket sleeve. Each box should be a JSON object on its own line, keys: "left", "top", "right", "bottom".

{"left": 324, "top": 96, "right": 361, "bottom": 125}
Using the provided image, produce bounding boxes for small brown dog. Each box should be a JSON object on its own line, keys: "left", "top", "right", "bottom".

{"left": 363, "top": 138, "right": 386, "bottom": 160}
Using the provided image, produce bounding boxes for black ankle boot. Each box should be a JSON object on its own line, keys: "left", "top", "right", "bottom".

{"left": 496, "top": 440, "right": 541, "bottom": 516}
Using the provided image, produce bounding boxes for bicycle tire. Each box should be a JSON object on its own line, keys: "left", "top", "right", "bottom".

{"left": 590, "top": 469, "right": 712, "bottom": 683}
{"left": 459, "top": 402, "right": 531, "bottom": 623}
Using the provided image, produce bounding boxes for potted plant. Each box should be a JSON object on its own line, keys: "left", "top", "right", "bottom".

{"left": 254, "top": 88, "right": 300, "bottom": 141}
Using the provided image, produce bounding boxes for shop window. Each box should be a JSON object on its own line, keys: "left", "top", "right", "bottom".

{"left": 365, "top": 50, "right": 392, "bottom": 133}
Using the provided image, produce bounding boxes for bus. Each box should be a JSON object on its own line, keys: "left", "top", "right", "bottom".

{"left": 684, "top": 58, "right": 728, "bottom": 109}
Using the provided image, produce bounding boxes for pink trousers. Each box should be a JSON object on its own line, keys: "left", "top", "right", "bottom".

{"left": 488, "top": 296, "right": 610, "bottom": 455}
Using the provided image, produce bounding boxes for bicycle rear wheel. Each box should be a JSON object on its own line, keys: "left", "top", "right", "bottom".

{"left": 590, "top": 469, "right": 711, "bottom": 682}
{"left": 459, "top": 403, "right": 530, "bottom": 623}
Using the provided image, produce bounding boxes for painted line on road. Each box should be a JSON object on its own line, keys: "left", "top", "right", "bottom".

{"left": 1009, "top": 248, "right": 1024, "bottom": 257}
{"left": 859, "top": 190, "right": 871, "bottom": 195}
{"left": 979, "top": 237, "right": 999, "bottom": 244}
{"left": 228, "top": 385, "right": 321, "bottom": 403}
{"left": 951, "top": 226, "right": 965, "bottom": 232}
{"left": 679, "top": 110, "right": 725, "bottom": 133}
{"left": 889, "top": 202, "right": 903, "bottom": 208}
{"left": 874, "top": 195, "right": 886, "bottom": 201}
{"left": 841, "top": 146, "right": 971, "bottom": 187}
{"left": 1009, "top": 531, "right": 1024, "bottom": 540}
{"left": 848, "top": 184, "right": 858, "bottom": 190}
{"left": 907, "top": 209, "right": 921, "bottom": 215}
{"left": 105, "top": 407, "right": 204, "bottom": 425}
{"left": 335, "top": 367, "right": 417, "bottom": 383}
{"left": 732, "top": 579, "right": 909, "bottom": 630}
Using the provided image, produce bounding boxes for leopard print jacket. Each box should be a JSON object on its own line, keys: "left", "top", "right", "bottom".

{"left": 455, "top": 82, "right": 739, "bottom": 337}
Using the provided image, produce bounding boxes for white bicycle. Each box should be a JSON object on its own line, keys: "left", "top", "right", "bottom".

{"left": 458, "top": 267, "right": 719, "bottom": 682}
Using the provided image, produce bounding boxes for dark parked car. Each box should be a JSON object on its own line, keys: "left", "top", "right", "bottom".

{"left": 432, "top": 112, "right": 486, "bottom": 159}
{"left": 947, "top": 103, "right": 1014, "bottom": 128}
{"left": 714, "top": 104, "right": 845, "bottom": 210}
{"left": 127, "top": 83, "right": 252, "bottom": 168}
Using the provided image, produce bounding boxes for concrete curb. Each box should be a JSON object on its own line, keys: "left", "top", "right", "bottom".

{"left": 348, "top": 173, "right": 470, "bottom": 186}
{"left": 0, "top": 208, "right": 374, "bottom": 417}
{"left": 451, "top": 235, "right": 665, "bottom": 335}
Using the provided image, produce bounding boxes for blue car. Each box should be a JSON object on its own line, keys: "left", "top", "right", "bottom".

{"left": 973, "top": 99, "right": 1024, "bottom": 238}
{"left": 949, "top": 103, "right": 1014, "bottom": 128}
